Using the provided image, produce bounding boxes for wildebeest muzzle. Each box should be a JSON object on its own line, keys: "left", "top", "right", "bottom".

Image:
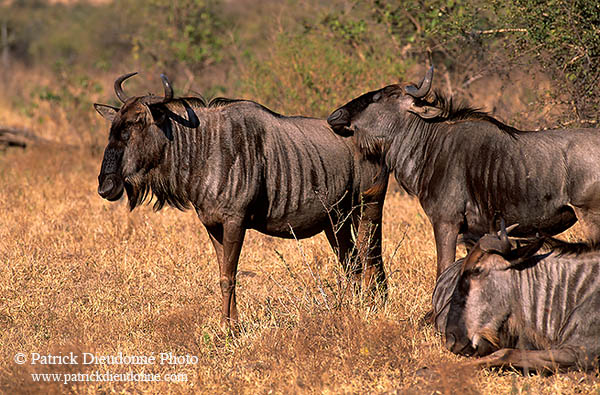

{"left": 98, "top": 173, "right": 124, "bottom": 201}
{"left": 445, "top": 331, "right": 476, "bottom": 356}
{"left": 327, "top": 108, "right": 351, "bottom": 133}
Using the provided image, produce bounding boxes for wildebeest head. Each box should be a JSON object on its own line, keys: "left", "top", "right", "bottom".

{"left": 94, "top": 73, "right": 174, "bottom": 208}
{"left": 327, "top": 66, "right": 442, "bottom": 154}
{"left": 443, "top": 222, "right": 543, "bottom": 357}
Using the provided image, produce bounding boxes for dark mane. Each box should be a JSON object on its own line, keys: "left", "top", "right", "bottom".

{"left": 185, "top": 93, "right": 208, "bottom": 107}
{"left": 164, "top": 95, "right": 287, "bottom": 118}
{"left": 163, "top": 96, "right": 209, "bottom": 111}
{"left": 208, "top": 97, "right": 247, "bottom": 108}
{"left": 542, "top": 237, "right": 599, "bottom": 256}
{"left": 422, "top": 90, "right": 521, "bottom": 137}
{"left": 208, "top": 97, "right": 288, "bottom": 119}
{"left": 172, "top": 94, "right": 252, "bottom": 109}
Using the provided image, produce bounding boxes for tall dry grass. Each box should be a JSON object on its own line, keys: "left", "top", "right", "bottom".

{"left": 0, "top": 137, "right": 598, "bottom": 393}
{"left": 0, "top": 57, "right": 598, "bottom": 393}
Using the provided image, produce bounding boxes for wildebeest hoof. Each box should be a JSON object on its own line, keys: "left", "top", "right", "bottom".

{"left": 414, "top": 366, "right": 441, "bottom": 380}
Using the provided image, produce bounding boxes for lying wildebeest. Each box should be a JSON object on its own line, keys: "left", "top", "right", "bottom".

{"left": 327, "top": 65, "right": 600, "bottom": 278}
{"left": 433, "top": 224, "right": 600, "bottom": 372}
{"left": 94, "top": 73, "right": 388, "bottom": 328}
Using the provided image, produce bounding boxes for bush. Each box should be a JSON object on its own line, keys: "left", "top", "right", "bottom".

{"left": 371, "top": 0, "right": 600, "bottom": 124}
{"left": 238, "top": 7, "right": 408, "bottom": 117}
{"left": 126, "top": 0, "right": 226, "bottom": 75}
{"left": 2, "top": 1, "right": 130, "bottom": 70}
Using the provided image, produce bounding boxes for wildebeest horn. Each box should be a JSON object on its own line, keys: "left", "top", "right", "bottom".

{"left": 499, "top": 218, "right": 509, "bottom": 244}
{"left": 141, "top": 74, "right": 175, "bottom": 105}
{"left": 160, "top": 73, "right": 174, "bottom": 101}
{"left": 505, "top": 223, "right": 519, "bottom": 235}
{"left": 114, "top": 72, "right": 138, "bottom": 103}
{"left": 497, "top": 219, "right": 519, "bottom": 238}
{"left": 405, "top": 66, "right": 434, "bottom": 99}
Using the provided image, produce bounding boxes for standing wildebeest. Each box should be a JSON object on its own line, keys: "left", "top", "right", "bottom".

{"left": 327, "top": 65, "right": 600, "bottom": 278}
{"left": 94, "top": 73, "right": 388, "bottom": 328}
{"left": 434, "top": 224, "right": 600, "bottom": 372}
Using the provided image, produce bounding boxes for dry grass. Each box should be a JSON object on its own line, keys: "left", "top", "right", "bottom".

{"left": 0, "top": 61, "right": 598, "bottom": 393}
{"left": 0, "top": 139, "right": 598, "bottom": 393}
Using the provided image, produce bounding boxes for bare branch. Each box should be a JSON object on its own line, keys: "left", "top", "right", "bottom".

{"left": 473, "top": 28, "right": 528, "bottom": 35}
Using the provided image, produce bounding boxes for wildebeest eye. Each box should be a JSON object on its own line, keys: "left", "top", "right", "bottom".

{"left": 373, "top": 92, "right": 382, "bottom": 102}
{"left": 120, "top": 130, "right": 130, "bottom": 141}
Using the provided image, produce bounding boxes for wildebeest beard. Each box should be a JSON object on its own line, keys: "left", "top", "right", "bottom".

{"left": 124, "top": 171, "right": 150, "bottom": 211}
{"left": 124, "top": 156, "right": 193, "bottom": 212}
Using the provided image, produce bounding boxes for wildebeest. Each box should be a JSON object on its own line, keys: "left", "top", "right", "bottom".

{"left": 94, "top": 73, "right": 389, "bottom": 328}
{"left": 327, "top": 66, "right": 600, "bottom": 278}
{"left": 433, "top": 224, "right": 600, "bottom": 372}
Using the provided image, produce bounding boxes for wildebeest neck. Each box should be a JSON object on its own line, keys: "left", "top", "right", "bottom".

{"left": 385, "top": 115, "right": 443, "bottom": 196}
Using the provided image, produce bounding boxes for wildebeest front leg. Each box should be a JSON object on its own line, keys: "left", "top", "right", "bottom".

{"left": 573, "top": 207, "right": 600, "bottom": 244}
{"left": 206, "top": 221, "right": 246, "bottom": 330}
{"left": 421, "top": 221, "right": 459, "bottom": 325}
{"left": 354, "top": 199, "right": 387, "bottom": 299}
{"left": 433, "top": 221, "right": 459, "bottom": 278}
{"left": 465, "top": 348, "right": 581, "bottom": 373}
{"left": 572, "top": 182, "right": 600, "bottom": 244}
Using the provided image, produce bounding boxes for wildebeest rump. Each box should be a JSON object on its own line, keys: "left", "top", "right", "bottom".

{"left": 434, "top": 225, "right": 600, "bottom": 372}
{"left": 94, "top": 73, "right": 388, "bottom": 328}
{"left": 327, "top": 66, "right": 600, "bottom": 278}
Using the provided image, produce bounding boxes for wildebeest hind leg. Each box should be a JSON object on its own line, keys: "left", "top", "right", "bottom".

{"left": 206, "top": 222, "right": 246, "bottom": 331}
{"left": 324, "top": 221, "right": 354, "bottom": 276}
{"left": 324, "top": 212, "right": 387, "bottom": 302}
{"left": 465, "top": 348, "right": 579, "bottom": 373}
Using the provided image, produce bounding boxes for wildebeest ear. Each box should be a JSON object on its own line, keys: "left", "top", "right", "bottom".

{"left": 149, "top": 104, "right": 168, "bottom": 125}
{"left": 94, "top": 103, "right": 119, "bottom": 122}
{"left": 478, "top": 234, "right": 511, "bottom": 255}
{"left": 408, "top": 103, "right": 443, "bottom": 119}
{"left": 148, "top": 104, "right": 173, "bottom": 141}
{"left": 478, "top": 218, "right": 515, "bottom": 255}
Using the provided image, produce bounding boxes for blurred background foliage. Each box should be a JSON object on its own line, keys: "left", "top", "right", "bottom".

{"left": 1, "top": 0, "right": 600, "bottom": 147}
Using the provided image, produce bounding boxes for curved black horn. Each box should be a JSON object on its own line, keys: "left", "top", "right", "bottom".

{"left": 114, "top": 72, "right": 138, "bottom": 103}
{"left": 160, "top": 73, "right": 174, "bottom": 101}
{"left": 499, "top": 218, "right": 510, "bottom": 246}
{"left": 405, "top": 66, "right": 434, "bottom": 99}
{"left": 140, "top": 74, "right": 175, "bottom": 106}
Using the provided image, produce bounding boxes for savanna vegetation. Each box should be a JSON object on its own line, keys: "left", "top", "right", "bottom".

{"left": 1, "top": 0, "right": 600, "bottom": 393}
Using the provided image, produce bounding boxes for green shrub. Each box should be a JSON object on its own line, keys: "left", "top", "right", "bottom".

{"left": 238, "top": 10, "right": 408, "bottom": 117}
{"left": 126, "top": 0, "right": 226, "bottom": 74}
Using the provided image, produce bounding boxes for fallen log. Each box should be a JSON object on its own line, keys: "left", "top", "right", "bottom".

{"left": 0, "top": 125, "right": 44, "bottom": 148}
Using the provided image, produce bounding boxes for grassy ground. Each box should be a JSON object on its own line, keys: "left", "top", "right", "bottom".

{"left": 2, "top": 0, "right": 599, "bottom": 391}
{"left": 0, "top": 141, "right": 598, "bottom": 394}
